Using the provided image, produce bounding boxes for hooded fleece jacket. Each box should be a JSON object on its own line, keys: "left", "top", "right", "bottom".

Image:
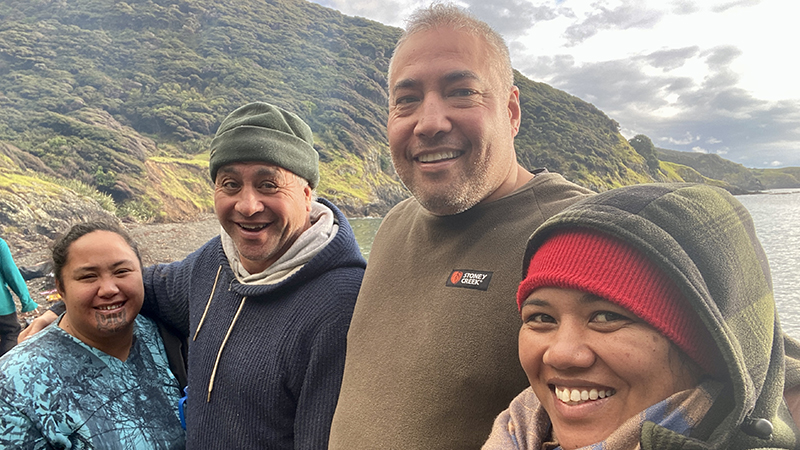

{"left": 141, "top": 198, "right": 365, "bottom": 450}
{"left": 485, "top": 183, "right": 800, "bottom": 450}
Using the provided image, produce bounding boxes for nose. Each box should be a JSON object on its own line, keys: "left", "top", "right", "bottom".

{"left": 413, "top": 95, "right": 452, "bottom": 138}
{"left": 234, "top": 185, "right": 265, "bottom": 217}
{"left": 541, "top": 326, "right": 596, "bottom": 371}
{"left": 97, "top": 275, "right": 120, "bottom": 297}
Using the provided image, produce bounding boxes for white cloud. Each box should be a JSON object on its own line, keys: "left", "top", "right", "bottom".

{"left": 663, "top": 132, "right": 698, "bottom": 145}
{"left": 692, "top": 146, "right": 708, "bottom": 153}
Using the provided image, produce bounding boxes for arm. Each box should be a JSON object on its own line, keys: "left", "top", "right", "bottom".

{"left": 17, "top": 310, "right": 58, "bottom": 343}
{"left": 141, "top": 258, "right": 197, "bottom": 339}
{"left": 294, "top": 310, "right": 351, "bottom": 450}
{"left": 0, "top": 239, "right": 37, "bottom": 313}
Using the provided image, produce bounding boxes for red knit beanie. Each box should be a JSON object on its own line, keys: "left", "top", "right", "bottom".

{"left": 517, "top": 229, "right": 717, "bottom": 374}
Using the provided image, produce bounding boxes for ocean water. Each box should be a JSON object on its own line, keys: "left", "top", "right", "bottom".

{"left": 736, "top": 189, "right": 800, "bottom": 339}
{"left": 349, "top": 188, "right": 800, "bottom": 338}
{"left": 349, "top": 217, "right": 383, "bottom": 261}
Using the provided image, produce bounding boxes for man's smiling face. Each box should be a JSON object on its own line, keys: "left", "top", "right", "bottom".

{"left": 387, "top": 26, "right": 521, "bottom": 216}
{"left": 214, "top": 162, "right": 312, "bottom": 274}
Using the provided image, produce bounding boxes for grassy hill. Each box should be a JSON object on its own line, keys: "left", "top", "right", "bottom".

{"left": 658, "top": 148, "right": 800, "bottom": 191}
{"left": 1, "top": 0, "right": 791, "bottom": 239}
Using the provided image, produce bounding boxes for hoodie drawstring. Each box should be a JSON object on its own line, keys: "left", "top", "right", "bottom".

{"left": 207, "top": 294, "right": 247, "bottom": 402}
{"left": 194, "top": 266, "right": 222, "bottom": 342}
{"left": 191, "top": 265, "right": 248, "bottom": 402}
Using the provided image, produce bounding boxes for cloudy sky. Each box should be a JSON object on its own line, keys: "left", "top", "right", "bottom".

{"left": 310, "top": 0, "right": 799, "bottom": 168}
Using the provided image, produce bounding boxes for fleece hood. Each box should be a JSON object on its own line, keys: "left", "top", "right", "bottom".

{"left": 522, "top": 183, "right": 798, "bottom": 449}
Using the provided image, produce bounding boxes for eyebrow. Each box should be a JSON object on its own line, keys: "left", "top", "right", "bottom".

{"left": 443, "top": 70, "right": 480, "bottom": 83}
{"left": 391, "top": 70, "right": 481, "bottom": 96}
{"left": 73, "top": 260, "right": 135, "bottom": 274}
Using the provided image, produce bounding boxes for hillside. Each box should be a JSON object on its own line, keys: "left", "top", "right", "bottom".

{"left": 658, "top": 148, "right": 800, "bottom": 191}
{"left": 1, "top": 0, "right": 784, "bottom": 242}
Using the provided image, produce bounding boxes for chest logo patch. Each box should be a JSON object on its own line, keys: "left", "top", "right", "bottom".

{"left": 446, "top": 269, "right": 493, "bottom": 291}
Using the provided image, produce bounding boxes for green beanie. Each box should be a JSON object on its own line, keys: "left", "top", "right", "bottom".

{"left": 209, "top": 102, "right": 320, "bottom": 188}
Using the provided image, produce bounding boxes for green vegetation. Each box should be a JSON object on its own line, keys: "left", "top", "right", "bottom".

{"left": 0, "top": 0, "right": 795, "bottom": 229}
{"left": 657, "top": 147, "right": 800, "bottom": 192}
{"left": 628, "top": 134, "right": 661, "bottom": 173}
{"left": 513, "top": 74, "right": 653, "bottom": 190}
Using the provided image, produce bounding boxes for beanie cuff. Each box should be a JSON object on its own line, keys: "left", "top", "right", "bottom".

{"left": 210, "top": 126, "right": 319, "bottom": 187}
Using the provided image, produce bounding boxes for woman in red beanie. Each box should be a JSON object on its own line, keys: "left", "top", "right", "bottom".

{"left": 483, "top": 183, "right": 800, "bottom": 450}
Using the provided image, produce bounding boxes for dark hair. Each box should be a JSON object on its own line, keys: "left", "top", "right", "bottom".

{"left": 52, "top": 221, "right": 142, "bottom": 285}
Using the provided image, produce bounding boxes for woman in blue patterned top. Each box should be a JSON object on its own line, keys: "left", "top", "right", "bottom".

{"left": 0, "top": 221, "right": 185, "bottom": 449}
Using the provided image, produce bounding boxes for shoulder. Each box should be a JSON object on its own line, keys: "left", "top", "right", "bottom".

{"left": 132, "top": 315, "right": 162, "bottom": 344}
{"left": 370, "top": 197, "right": 423, "bottom": 239}
{"left": 293, "top": 265, "right": 362, "bottom": 309}
{"left": 309, "top": 199, "right": 366, "bottom": 271}
{"left": 518, "top": 172, "right": 594, "bottom": 200}
{"left": 493, "top": 172, "right": 594, "bottom": 221}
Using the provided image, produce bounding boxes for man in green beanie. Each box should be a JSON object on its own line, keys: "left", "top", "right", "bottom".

{"left": 145, "top": 102, "right": 366, "bottom": 449}
{"left": 24, "top": 102, "right": 366, "bottom": 450}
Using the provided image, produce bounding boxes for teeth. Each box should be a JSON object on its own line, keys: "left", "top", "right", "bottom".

{"left": 555, "top": 386, "right": 615, "bottom": 404}
{"left": 97, "top": 303, "right": 122, "bottom": 310}
{"left": 417, "top": 151, "right": 460, "bottom": 163}
{"left": 240, "top": 224, "right": 267, "bottom": 230}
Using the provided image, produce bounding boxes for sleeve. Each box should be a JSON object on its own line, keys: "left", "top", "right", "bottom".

{"left": 292, "top": 275, "right": 360, "bottom": 450}
{"left": 48, "top": 301, "right": 66, "bottom": 316}
{"left": 141, "top": 257, "right": 196, "bottom": 339}
{"left": 0, "top": 239, "right": 37, "bottom": 313}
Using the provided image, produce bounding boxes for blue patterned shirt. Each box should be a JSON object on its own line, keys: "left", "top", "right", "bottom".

{"left": 0, "top": 315, "right": 185, "bottom": 449}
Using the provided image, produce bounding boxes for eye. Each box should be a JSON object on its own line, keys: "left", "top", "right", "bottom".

{"left": 258, "top": 181, "right": 279, "bottom": 193}
{"left": 524, "top": 312, "right": 556, "bottom": 324}
{"left": 449, "top": 88, "right": 477, "bottom": 97}
{"left": 394, "top": 95, "right": 420, "bottom": 105}
{"left": 218, "top": 179, "right": 240, "bottom": 192}
{"left": 592, "top": 311, "right": 630, "bottom": 323}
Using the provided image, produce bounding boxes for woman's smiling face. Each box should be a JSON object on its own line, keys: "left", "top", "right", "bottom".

{"left": 518, "top": 287, "right": 699, "bottom": 450}
{"left": 57, "top": 230, "right": 144, "bottom": 349}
